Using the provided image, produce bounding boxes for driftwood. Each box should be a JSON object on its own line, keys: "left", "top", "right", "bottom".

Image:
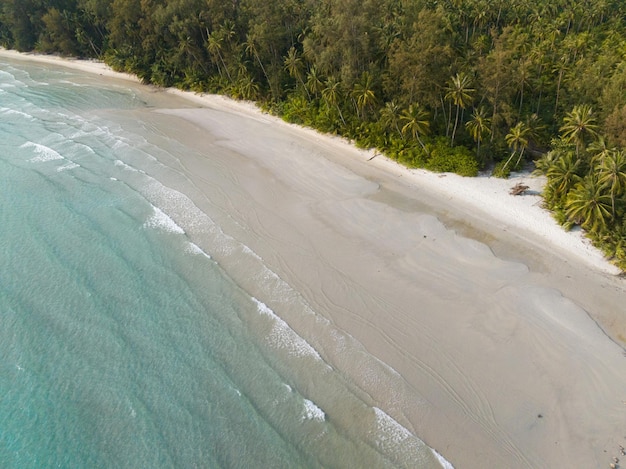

{"left": 509, "top": 182, "right": 529, "bottom": 196}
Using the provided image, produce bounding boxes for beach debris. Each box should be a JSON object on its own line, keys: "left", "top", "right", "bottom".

{"left": 509, "top": 182, "right": 530, "bottom": 196}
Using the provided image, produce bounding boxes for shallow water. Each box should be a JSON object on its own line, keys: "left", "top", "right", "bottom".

{"left": 0, "top": 59, "right": 450, "bottom": 468}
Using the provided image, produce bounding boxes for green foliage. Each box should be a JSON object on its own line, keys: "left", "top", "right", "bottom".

{"left": 424, "top": 138, "right": 479, "bottom": 177}
{"left": 280, "top": 95, "right": 314, "bottom": 125}
{"left": 492, "top": 160, "right": 512, "bottom": 179}
{"left": 551, "top": 207, "right": 575, "bottom": 231}
{"left": 397, "top": 145, "right": 428, "bottom": 169}
{"left": 565, "top": 175, "right": 613, "bottom": 233}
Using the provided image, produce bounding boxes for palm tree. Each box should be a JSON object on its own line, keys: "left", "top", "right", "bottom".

{"left": 445, "top": 72, "right": 474, "bottom": 145}
{"left": 516, "top": 57, "right": 532, "bottom": 117}
{"left": 400, "top": 103, "right": 430, "bottom": 153}
{"left": 284, "top": 46, "right": 309, "bottom": 99}
{"left": 206, "top": 30, "right": 232, "bottom": 83}
{"left": 380, "top": 101, "right": 403, "bottom": 138}
{"left": 244, "top": 34, "right": 272, "bottom": 97}
{"left": 565, "top": 175, "right": 612, "bottom": 233}
{"left": 524, "top": 113, "right": 544, "bottom": 142}
{"left": 306, "top": 66, "right": 324, "bottom": 99}
{"left": 322, "top": 77, "right": 345, "bottom": 125}
{"left": 465, "top": 107, "right": 491, "bottom": 158}
{"left": 234, "top": 73, "right": 260, "bottom": 101}
{"left": 588, "top": 135, "right": 613, "bottom": 166}
{"left": 553, "top": 53, "right": 569, "bottom": 115}
{"left": 177, "top": 35, "right": 205, "bottom": 73}
{"left": 546, "top": 150, "right": 582, "bottom": 206}
{"left": 502, "top": 121, "right": 530, "bottom": 171}
{"left": 560, "top": 104, "right": 599, "bottom": 157}
{"left": 597, "top": 149, "right": 626, "bottom": 217}
{"left": 352, "top": 72, "right": 377, "bottom": 120}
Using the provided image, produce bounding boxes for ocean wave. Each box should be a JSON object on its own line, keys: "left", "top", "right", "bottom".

{"left": 57, "top": 162, "right": 80, "bottom": 172}
{"left": 113, "top": 139, "right": 128, "bottom": 150}
{"left": 373, "top": 407, "right": 455, "bottom": 469}
{"left": 21, "top": 141, "right": 64, "bottom": 162}
{"left": 143, "top": 206, "right": 185, "bottom": 234}
{"left": 185, "top": 242, "right": 212, "bottom": 259}
{"left": 114, "top": 159, "right": 138, "bottom": 172}
{"left": 373, "top": 407, "right": 414, "bottom": 449}
{"left": 0, "top": 107, "right": 34, "bottom": 120}
{"left": 252, "top": 297, "right": 322, "bottom": 360}
{"left": 432, "top": 449, "right": 455, "bottom": 469}
{"left": 71, "top": 141, "right": 96, "bottom": 154}
{"left": 302, "top": 399, "right": 325, "bottom": 422}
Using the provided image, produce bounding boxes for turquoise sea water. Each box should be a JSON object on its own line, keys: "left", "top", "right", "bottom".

{"left": 0, "top": 59, "right": 449, "bottom": 468}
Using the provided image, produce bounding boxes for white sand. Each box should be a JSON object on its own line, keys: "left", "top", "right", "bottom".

{"left": 171, "top": 88, "right": 621, "bottom": 275}
{"left": 0, "top": 48, "right": 140, "bottom": 82}
{"left": 3, "top": 49, "right": 626, "bottom": 469}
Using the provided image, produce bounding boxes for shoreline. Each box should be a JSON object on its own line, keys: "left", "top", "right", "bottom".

{"left": 1, "top": 48, "right": 619, "bottom": 276}
{"left": 3, "top": 49, "right": 625, "bottom": 469}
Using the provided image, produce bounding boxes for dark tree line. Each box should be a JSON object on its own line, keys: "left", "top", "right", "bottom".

{"left": 1, "top": 0, "right": 625, "bottom": 269}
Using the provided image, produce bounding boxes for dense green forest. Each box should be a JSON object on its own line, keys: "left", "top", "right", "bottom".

{"left": 1, "top": 0, "right": 626, "bottom": 270}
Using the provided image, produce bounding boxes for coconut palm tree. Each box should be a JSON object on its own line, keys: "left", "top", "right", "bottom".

{"left": 560, "top": 104, "right": 599, "bottom": 157}
{"left": 565, "top": 175, "right": 612, "bottom": 233}
{"left": 597, "top": 149, "right": 626, "bottom": 217}
{"left": 284, "top": 46, "right": 309, "bottom": 99}
{"left": 465, "top": 107, "right": 491, "bottom": 158}
{"left": 243, "top": 34, "right": 273, "bottom": 97}
{"left": 306, "top": 66, "right": 324, "bottom": 99}
{"left": 445, "top": 72, "right": 474, "bottom": 145}
{"left": 553, "top": 53, "right": 569, "bottom": 115}
{"left": 400, "top": 103, "right": 430, "bottom": 152}
{"left": 588, "top": 135, "right": 613, "bottom": 166}
{"left": 206, "top": 30, "right": 232, "bottom": 83}
{"left": 546, "top": 150, "right": 583, "bottom": 206}
{"left": 322, "top": 77, "right": 345, "bottom": 125}
{"left": 352, "top": 72, "right": 377, "bottom": 120}
{"left": 380, "top": 101, "right": 403, "bottom": 138}
{"left": 231, "top": 73, "right": 259, "bottom": 101}
{"left": 502, "top": 121, "right": 530, "bottom": 171}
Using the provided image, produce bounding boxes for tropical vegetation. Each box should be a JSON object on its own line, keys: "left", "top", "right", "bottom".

{"left": 1, "top": 0, "right": 625, "bottom": 270}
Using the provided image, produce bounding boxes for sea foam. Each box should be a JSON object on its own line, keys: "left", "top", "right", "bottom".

{"left": 0, "top": 107, "right": 34, "bottom": 120}
{"left": 373, "top": 407, "right": 414, "bottom": 447}
{"left": 252, "top": 298, "right": 322, "bottom": 360}
{"left": 143, "top": 206, "right": 185, "bottom": 234}
{"left": 302, "top": 399, "right": 325, "bottom": 422}
{"left": 373, "top": 407, "right": 455, "bottom": 469}
{"left": 185, "top": 242, "right": 212, "bottom": 259}
{"left": 114, "top": 159, "right": 138, "bottom": 172}
{"left": 57, "top": 162, "right": 80, "bottom": 172}
{"left": 21, "top": 141, "right": 64, "bottom": 162}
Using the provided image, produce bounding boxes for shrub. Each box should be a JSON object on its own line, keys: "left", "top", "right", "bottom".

{"left": 280, "top": 95, "right": 309, "bottom": 124}
{"left": 424, "top": 138, "right": 479, "bottom": 176}
{"left": 395, "top": 145, "right": 427, "bottom": 168}
{"left": 492, "top": 160, "right": 511, "bottom": 178}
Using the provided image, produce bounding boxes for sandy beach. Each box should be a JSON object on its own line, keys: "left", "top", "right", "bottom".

{"left": 3, "top": 49, "right": 625, "bottom": 469}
